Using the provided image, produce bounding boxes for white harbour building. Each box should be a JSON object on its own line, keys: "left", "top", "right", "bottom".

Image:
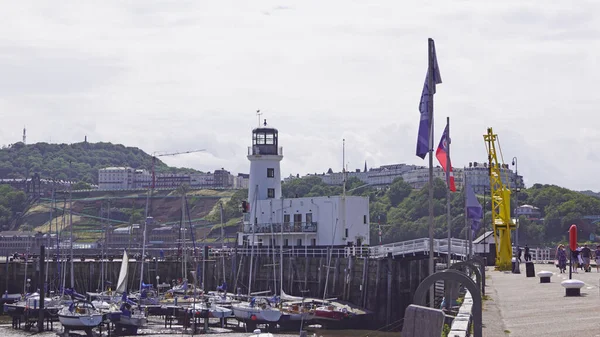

{"left": 237, "top": 121, "right": 370, "bottom": 248}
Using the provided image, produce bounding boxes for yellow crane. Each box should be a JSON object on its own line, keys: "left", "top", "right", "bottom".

{"left": 483, "top": 128, "right": 515, "bottom": 270}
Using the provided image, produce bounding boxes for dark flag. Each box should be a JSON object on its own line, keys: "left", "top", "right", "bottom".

{"left": 416, "top": 39, "right": 442, "bottom": 159}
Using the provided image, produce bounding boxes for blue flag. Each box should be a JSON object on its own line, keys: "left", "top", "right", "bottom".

{"left": 466, "top": 183, "right": 482, "bottom": 220}
{"left": 466, "top": 183, "right": 483, "bottom": 237}
{"left": 416, "top": 39, "right": 442, "bottom": 159}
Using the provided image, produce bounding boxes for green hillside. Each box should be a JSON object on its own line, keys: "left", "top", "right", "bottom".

{"left": 19, "top": 188, "right": 246, "bottom": 242}
{"left": 282, "top": 176, "right": 600, "bottom": 246}
{"left": 0, "top": 141, "right": 200, "bottom": 184}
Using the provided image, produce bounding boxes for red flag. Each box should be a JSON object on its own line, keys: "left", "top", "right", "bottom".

{"left": 435, "top": 123, "right": 456, "bottom": 192}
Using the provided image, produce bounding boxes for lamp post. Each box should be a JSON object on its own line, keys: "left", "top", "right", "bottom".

{"left": 156, "top": 275, "right": 160, "bottom": 296}
{"left": 483, "top": 186, "right": 487, "bottom": 264}
{"left": 511, "top": 157, "right": 519, "bottom": 251}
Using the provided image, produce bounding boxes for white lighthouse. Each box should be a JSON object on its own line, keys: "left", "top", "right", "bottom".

{"left": 247, "top": 119, "right": 283, "bottom": 215}
{"left": 238, "top": 119, "right": 370, "bottom": 250}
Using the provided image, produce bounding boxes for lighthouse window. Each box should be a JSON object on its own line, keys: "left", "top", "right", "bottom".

{"left": 267, "top": 168, "right": 275, "bottom": 178}
{"left": 267, "top": 188, "right": 275, "bottom": 198}
{"left": 266, "top": 133, "right": 274, "bottom": 145}
{"left": 255, "top": 133, "right": 266, "bottom": 145}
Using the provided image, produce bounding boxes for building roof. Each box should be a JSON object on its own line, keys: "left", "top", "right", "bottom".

{"left": 0, "top": 231, "right": 45, "bottom": 237}
{"left": 152, "top": 226, "right": 174, "bottom": 232}
{"left": 518, "top": 204, "right": 539, "bottom": 210}
{"left": 113, "top": 226, "right": 132, "bottom": 234}
{"left": 473, "top": 230, "right": 494, "bottom": 244}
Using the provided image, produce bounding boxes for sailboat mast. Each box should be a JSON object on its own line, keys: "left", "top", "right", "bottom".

{"left": 46, "top": 188, "right": 54, "bottom": 286}
{"left": 247, "top": 186, "right": 258, "bottom": 296}
{"left": 69, "top": 186, "right": 74, "bottom": 289}
{"left": 181, "top": 194, "right": 186, "bottom": 282}
{"left": 220, "top": 202, "right": 226, "bottom": 285}
{"left": 60, "top": 196, "right": 67, "bottom": 296}
{"left": 280, "top": 197, "right": 284, "bottom": 296}
{"left": 270, "top": 201, "right": 277, "bottom": 295}
{"left": 140, "top": 185, "right": 151, "bottom": 294}
{"left": 139, "top": 216, "right": 148, "bottom": 293}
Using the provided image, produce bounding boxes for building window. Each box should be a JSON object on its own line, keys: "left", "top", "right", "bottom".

{"left": 284, "top": 238, "right": 289, "bottom": 246}
{"left": 267, "top": 188, "right": 275, "bottom": 198}
{"left": 345, "top": 228, "right": 349, "bottom": 238}
{"left": 297, "top": 238, "right": 302, "bottom": 246}
{"left": 284, "top": 214, "right": 290, "bottom": 224}
{"left": 363, "top": 215, "right": 367, "bottom": 224}
{"left": 306, "top": 213, "right": 312, "bottom": 224}
{"left": 311, "top": 238, "right": 316, "bottom": 246}
{"left": 267, "top": 168, "right": 275, "bottom": 178}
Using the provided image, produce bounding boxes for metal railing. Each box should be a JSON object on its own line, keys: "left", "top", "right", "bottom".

{"left": 247, "top": 146, "right": 283, "bottom": 156}
{"left": 242, "top": 222, "right": 318, "bottom": 234}
{"left": 369, "top": 238, "right": 471, "bottom": 259}
{"left": 209, "top": 245, "right": 370, "bottom": 259}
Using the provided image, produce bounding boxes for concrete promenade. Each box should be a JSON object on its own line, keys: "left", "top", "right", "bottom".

{"left": 483, "top": 262, "right": 600, "bottom": 337}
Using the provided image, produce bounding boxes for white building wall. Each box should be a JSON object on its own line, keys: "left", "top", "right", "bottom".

{"left": 248, "top": 156, "right": 282, "bottom": 212}
{"left": 98, "top": 167, "right": 133, "bottom": 190}
{"left": 239, "top": 196, "right": 369, "bottom": 247}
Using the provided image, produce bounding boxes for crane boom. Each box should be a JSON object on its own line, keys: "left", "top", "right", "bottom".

{"left": 151, "top": 149, "right": 206, "bottom": 188}
{"left": 483, "top": 128, "right": 514, "bottom": 270}
{"left": 156, "top": 149, "right": 206, "bottom": 157}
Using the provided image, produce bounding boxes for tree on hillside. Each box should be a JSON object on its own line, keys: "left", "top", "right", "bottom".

{"left": 386, "top": 177, "right": 412, "bottom": 206}
{"left": 0, "top": 142, "right": 201, "bottom": 184}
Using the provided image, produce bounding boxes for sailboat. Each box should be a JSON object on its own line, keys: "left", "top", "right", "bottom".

{"left": 105, "top": 250, "right": 148, "bottom": 331}
{"left": 58, "top": 289, "right": 104, "bottom": 329}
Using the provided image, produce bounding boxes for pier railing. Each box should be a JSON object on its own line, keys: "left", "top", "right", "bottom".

{"left": 369, "top": 238, "right": 471, "bottom": 259}
{"left": 242, "top": 222, "right": 318, "bottom": 234}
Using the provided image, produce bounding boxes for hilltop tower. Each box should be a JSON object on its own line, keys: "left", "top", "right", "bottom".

{"left": 247, "top": 119, "right": 283, "bottom": 213}
{"left": 22, "top": 126, "right": 26, "bottom": 145}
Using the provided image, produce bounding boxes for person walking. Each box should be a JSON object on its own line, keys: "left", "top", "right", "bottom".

{"left": 595, "top": 245, "right": 600, "bottom": 272}
{"left": 524, "top": 244, "right": 531, "bottom": 262}
{"left": 572, "top": 247, "right": 580, "bottom": 273}
{"left": 581, "top": 244, "right": 592, "bottom": 272}
{"left": 556, "top": 244, "right": 567, "bottom": 274}
{"left": 517, "top": 246, "right": 522, "bottom": 263}
{"left": 556, "top": 244, "right": 567, "bottom": 273}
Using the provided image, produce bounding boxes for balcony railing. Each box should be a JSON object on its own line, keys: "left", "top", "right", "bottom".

{"left": 247, "top": 146, "right": 283, "bottom": 156}
{"left": 243, "top": 222, "right": 317, "bottom": 234}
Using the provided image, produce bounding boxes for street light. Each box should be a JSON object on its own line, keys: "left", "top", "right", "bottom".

{"left": 511, "top": 157, "right": 519, "bottom": 250}
{"left": 156, "top": 275, "right": 160, "bottom": 296}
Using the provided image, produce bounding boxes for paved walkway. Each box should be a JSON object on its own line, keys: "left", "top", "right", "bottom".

{"left": 483, "top": 263, "right": 600, "bottom": 337}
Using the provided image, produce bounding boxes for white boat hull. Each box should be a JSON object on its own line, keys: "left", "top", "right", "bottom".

{"left": 58, "top": 314, "right": 104, "bottom": 328}
{"left": 232, "top": 304, "right": 281, "bottom": 322}
{"left": 120, "top": 314, "right": 148, "bottom": 327}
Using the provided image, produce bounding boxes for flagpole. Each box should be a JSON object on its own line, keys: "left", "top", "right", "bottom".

{"left": 446, "top": 117, "right": 451, "bottom": 267}
{"left": 427, "top": 38, "right": 435, "bottom": 308}
{"left": 464, "top": 171, "right": 468, "bottom": 258}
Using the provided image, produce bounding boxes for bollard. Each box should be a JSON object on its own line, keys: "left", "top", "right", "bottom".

{"left": 561, "top": 279, "right": 584, "bottom": 296}
{"left": 537, "top": 271, "right": 552, "bottom": 283}
{"left": 512, "top": 257, "right": 520, "bottom": 274}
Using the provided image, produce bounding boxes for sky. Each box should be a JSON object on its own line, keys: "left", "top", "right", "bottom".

{"left": 0, "top": 1, "right": 598, "bottom": 191}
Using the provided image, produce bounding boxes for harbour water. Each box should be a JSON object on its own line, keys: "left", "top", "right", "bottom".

{"left": 0, "top": 323, "right": 398, "bottom": 337}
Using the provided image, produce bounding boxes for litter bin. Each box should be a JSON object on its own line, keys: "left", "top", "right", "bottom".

{"left": 526, "top": 262, "right": 535, "bottom": 277}
{"left": 512, "top": 257, "right": 520, "bottom": 274}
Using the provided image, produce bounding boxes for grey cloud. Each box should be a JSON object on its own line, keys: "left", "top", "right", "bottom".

{"left": 0, "top": 46, "right": 124, "bottom": 96}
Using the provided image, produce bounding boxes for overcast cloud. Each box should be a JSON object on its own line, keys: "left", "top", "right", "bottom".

{"left": 0, "top": 1, "right": 598, "bottom": 191}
